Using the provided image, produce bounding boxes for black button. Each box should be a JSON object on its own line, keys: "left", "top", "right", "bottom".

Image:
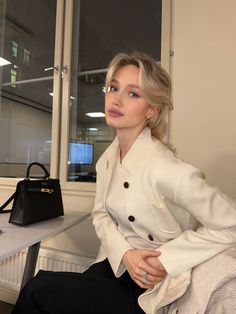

{"left": 148, "top": 234, "right": 154, "bottom": 241}
{"left": 128, "top": 215, "right": 135, "bottom": 222}
{"left": 123, "top": 182, "right": 129, "bottom": 188}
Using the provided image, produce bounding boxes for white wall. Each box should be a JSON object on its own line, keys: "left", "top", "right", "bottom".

{"left": 171, "top": 0, "right": 236, "bottom": 198}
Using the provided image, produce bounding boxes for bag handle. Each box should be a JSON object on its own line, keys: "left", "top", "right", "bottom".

{"left": 0, "top": 192, "right": 15, "bottom": 213}
{"left": 26, "top": 162, "right": 50, "bottom": 179}
{"left": 0, "top": 163, "right": 50, "bottom": 214}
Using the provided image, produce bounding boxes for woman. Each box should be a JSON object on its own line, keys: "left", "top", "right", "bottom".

{"left": 12, "top": 51, "right": 236, "bottom": 314}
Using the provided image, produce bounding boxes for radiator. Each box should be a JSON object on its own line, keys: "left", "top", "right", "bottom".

{"left": 0, "top": 247, "right": 94, "bottom": 303}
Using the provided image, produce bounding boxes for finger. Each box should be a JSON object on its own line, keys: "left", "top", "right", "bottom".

{"left": 139, "top": 272, "right": 165, "bottom": 288}
{"left": 140, "top": 250, "right": 161, "bottom": 258}
{"left": 135, "top": 255, "right": 164, "bottom": 275}
{"left": 144, "top": 273, "right": 166, "bottom": 284}
{"left": 147, "top": 267, "right": 167, "bottom": 277}
{"left": 145, "top": 256, "right": 166, "bottom": 272}
{"left": 138, "top": 260, "right": 164, "bottom": 277}
{"left": 136, "top": 277, "right": 155, "bottom": 289}
{"left": 132, "top": 270, "right": 153, "bottom": 285}
{"left": 128, "top": 271, "right": 153, "bottom": 289}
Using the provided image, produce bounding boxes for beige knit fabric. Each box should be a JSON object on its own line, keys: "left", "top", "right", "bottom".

{"left": 167, "top": 247, "right": 236, "bottom": 314}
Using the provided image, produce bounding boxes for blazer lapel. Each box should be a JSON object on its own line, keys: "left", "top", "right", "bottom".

{"left": 103, "top": 137, "right": 119, "bottom": 202}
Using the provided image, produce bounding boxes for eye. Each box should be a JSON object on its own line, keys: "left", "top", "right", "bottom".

{"left": 108, "top": 85, "right": 118, "bottom": 93}
{"left": 128, "top": 91, "right": 140, "bottom": 98}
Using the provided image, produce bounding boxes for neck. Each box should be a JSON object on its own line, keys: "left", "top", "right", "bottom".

{"left": 117, "top": 126, "right": 145, "bottom": 161}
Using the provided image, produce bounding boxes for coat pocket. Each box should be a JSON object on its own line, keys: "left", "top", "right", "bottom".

{"left": 149, "top": 200, "right": 182, "bottom": 239}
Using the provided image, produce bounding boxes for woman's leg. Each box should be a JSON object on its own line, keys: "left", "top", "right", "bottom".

{"left": 12, "top": 260, "right": 145, "bottom": 314}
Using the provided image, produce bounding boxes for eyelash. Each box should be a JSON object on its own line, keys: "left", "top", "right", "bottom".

{"left": 108, "top": 85, "right": 140, "bottom": 98}
{"left": 109, "top": 85, "right": 117, "bottom": 92}
{"left": 129, "top": 92, "right": 139, "bottom": 98}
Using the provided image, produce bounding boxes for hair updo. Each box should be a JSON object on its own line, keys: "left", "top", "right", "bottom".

{"left": 105, "top": 51, "right": 173, "bottom": 143}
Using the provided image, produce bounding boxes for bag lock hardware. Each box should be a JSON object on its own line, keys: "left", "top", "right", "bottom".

{"left": 41, "top": 188, "right": 54, "bottom": 194}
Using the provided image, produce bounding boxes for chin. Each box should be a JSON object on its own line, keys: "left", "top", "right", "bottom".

{"left": 106, "top": 118, "right": 119, "bottom": 128}
{"left": 107, "top": 122, "right": 119, "bottom": 129}
{"left": 105, "top": 118, "right": 113, "bottom": 127}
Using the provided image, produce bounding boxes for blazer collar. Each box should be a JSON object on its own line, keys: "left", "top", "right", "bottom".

{"left": 104, "top": 127, "right": 159, "bottom": 173}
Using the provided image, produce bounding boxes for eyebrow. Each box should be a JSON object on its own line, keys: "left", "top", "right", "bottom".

{"left": 111, "top": 79, "right": 140, "bottom": 89}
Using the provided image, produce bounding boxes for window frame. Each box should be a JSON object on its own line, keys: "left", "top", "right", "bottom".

{"left": 0, "top": 0, "right": 172, "bottom": 196}
{"left": 58, "top": 0, "right": 172, "bottom": 194}
{"left": 0, "top": 0, "right": 64, "bottom": 188}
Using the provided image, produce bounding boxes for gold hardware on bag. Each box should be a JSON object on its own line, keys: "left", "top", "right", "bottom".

{"left": 41, "top": 188, "right": 54, "bottom": 194}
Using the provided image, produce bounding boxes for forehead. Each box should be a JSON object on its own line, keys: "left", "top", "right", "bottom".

{"left": 112, "top": 64, "right": 140, "bottom": 84}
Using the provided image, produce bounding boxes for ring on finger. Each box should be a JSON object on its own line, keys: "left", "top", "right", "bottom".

{"left": 142, "top": 272, "right": 149, "bottom": 282}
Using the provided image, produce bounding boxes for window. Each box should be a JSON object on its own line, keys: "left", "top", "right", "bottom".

{"left": 23, "top": 48, "right": 30, "bottom": 65}
{"left": 0, "top": 0, "right": 171, "bottom": 187}
{"left": 66, "top": 0, "right": 163, "bottom": 182}
{"left": 10, "top": 69, "right": 17, "bottom": 87}
{"left": 0, "top": 0, "right": 57, "bottom": 177}
{"left": 11, "top": 40, "right": 18, "bottom": 58}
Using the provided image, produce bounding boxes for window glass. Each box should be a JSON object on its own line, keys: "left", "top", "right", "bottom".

{"left": 68, "top": 0, "right": 162, "bottom": 182}
{"left": 0, "top": 0, "right": 56, "bottom": 177}
{"left": 11, "top": 40, "right": 18, "bottom": 57}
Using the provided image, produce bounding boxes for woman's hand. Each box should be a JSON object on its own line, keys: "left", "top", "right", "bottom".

{"left": 122, "top": 249, "right": 167, "bottom": 289}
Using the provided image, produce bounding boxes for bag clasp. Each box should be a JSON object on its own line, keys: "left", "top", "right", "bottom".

{"left": 41, "top": 188, "right": 54, "bottom": 194}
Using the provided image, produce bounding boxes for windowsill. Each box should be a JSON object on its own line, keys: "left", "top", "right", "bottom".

{"left": 0, "top": 177, "right": 96, "bottom": 197}
{"left": 0, "top": 177, "right": 22, "bottom": 187}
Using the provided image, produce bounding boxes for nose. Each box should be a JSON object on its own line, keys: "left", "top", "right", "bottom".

{"left": 113, "top": 90, "right": 123, "bottom": 105}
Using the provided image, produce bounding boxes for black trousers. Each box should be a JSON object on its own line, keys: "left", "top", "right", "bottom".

{"left": 12, "top": 259, "right": 146, "bottom": 314}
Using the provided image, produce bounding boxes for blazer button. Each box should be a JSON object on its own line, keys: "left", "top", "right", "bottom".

{"left": 123, "top": 181, "right": 129, "bottom": 188}
{"left": 128, "top": 215, "right": 135, "bottom": 222}
{"left": 148, "top": 234, "right": 154, "bottom": 241}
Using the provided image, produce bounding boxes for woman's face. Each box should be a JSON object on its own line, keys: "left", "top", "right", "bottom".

{"left": 105, "top": 65, "right": 154, "bottom": 134}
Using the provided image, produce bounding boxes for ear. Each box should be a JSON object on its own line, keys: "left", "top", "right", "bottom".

{"left": 146, "top": 106, "right": 160, "bottom": 119}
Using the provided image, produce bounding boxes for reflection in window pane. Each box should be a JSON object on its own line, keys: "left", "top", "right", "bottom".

{"left": 68, "top": 0, "right": 162, "bottom": 182}
{"left": 23, "top": 48, "right": 30, "bottom": 65}
{"left": 11, "top": 40, "right": 18, "bottom": 57}
{"left": 0, "top": 0, "right": 56, "bottom": 177}
{"left": 10, "top": 69, "right": 17, "bottom": 87}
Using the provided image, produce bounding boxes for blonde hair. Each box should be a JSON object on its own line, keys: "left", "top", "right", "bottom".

{"left": 105, "top": 51, "right": 173, "bottom": 142}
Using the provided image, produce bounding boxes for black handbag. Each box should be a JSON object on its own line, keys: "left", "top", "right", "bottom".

{"left": 0, "top": 162, "right": 64, "bottom": 226}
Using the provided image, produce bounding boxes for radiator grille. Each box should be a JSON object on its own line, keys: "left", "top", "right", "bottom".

{"left": 0, "top": 248, "right": 94, "bottom": 288}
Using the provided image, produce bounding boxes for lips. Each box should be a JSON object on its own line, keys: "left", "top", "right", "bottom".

{"left": 107, "top": 109, "right": 124, "bottom": 118}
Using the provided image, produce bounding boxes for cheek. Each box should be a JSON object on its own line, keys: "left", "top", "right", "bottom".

{"left": 104, "top": 97, "right": 112, "bottom": 123}
{"left": 129, "top": 104, "right": 148, "bottom": 118}
{"left": 104, "top": 97, "right": 109, "bottom": 112}
{"left": 105, "top": 94, "right": 112, "bottom": 106}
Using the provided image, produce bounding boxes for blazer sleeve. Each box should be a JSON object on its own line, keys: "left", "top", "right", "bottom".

{"left": 92, "top": 160, "right": 134, "bottom": 277}
{"left": 158, "top": 164, "right": 236, "bottom": 277}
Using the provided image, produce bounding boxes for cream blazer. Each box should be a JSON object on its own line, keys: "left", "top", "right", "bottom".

{"left": 92, "top": 127, "right": 236, "bottom": 309}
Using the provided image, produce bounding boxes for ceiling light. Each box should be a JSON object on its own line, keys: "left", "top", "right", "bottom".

{"left": 85, "top": 112, "right": 105, "bottom": 118}
{"left": 0, "top": 57, "right": 11, "bottom": 66}
{"left": 89, "top": 128, "right": 98, "bottom": 131}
